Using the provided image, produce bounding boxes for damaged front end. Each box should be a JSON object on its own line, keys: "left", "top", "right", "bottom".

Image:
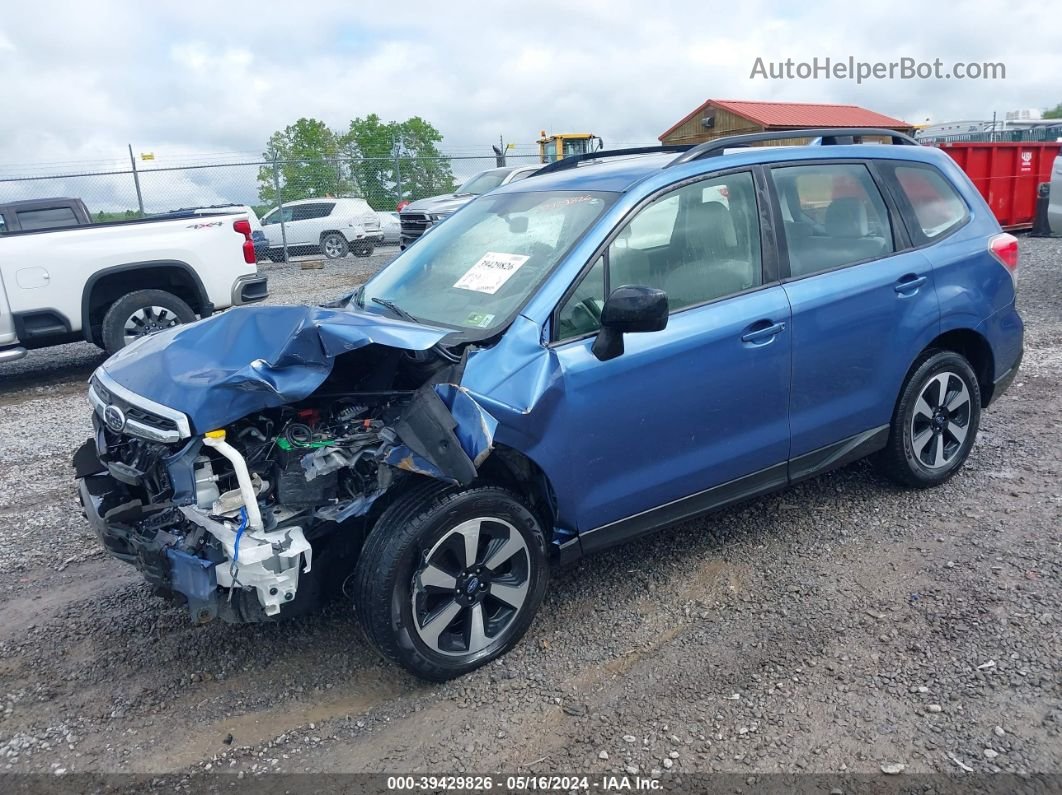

{"left": 75, "top": 315, "right": 498, "bottom": 624}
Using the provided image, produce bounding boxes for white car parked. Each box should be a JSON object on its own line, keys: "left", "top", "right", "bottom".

{"left": 260, "top": 197, "right": 382, "bottom": 260}
{"left": 377, "top": 211, "right": 400, "bottom": 244}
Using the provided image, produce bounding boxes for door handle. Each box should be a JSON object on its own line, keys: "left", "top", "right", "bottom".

{"left": 741, "top": 321, "right": 786, "bottom": 344}
{"left": 894, "top": 274, "right": 927, "bottom": 294}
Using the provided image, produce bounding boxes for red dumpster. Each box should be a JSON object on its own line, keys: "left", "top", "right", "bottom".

{"left": 934, "top": 141, "right": 1062, "bottom": 231}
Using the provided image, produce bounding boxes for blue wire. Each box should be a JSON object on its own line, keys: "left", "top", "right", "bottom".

{"left": 233, "top": 507, "right": 248, "bottom": 564}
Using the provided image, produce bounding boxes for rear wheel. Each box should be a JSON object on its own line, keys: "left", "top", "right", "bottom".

{"left": 353, "top": 483, "right": 548, "bottom": 681}
{"left": 100, "top": 289, "right": 196, "bottom": 354}
{"left": 352, "top": 241, "right": 375, "bottom": 257}
{"left": 876, "top": 350, "right": 982, "bottom": 488}
{"left": 321, "top": 232, "right": 349, "bottom": 259}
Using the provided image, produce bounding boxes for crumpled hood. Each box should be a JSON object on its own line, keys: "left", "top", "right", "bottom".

{"left": 99, "top": 304, "right": 449, "bottom": 433}
{"left": 403, "top": 193, "right": 475, "bottom": 215}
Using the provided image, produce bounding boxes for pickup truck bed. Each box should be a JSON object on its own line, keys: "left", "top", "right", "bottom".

{"left": 0, "top": 212, "right": 267, "bottom": 361}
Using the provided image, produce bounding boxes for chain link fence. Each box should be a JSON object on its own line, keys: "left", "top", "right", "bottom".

{"left": 0, "top": 149, "right": 544, "bottom": 254}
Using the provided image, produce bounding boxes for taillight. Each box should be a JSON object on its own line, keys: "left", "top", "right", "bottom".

{"left": 233, "top": 219, "right": 256, "bottom": 264}
{"left": 988, "top": 233, "right": 1019, "bottom": 286}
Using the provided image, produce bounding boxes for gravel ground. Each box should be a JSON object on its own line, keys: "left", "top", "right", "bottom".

{"left": 0, "top": 239, "right": 1059, "bottom": 783}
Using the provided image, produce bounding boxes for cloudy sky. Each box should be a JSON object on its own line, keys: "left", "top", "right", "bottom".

{"left": 0, "top": 0, "right": 1057, "bottom": 209}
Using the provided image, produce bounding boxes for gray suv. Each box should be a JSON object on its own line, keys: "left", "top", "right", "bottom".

{"left": 1049, "top": 146, "right": 1062, "bottom": 235}
{"left": 399, "top": 164, "right": 540, "bottom": 248}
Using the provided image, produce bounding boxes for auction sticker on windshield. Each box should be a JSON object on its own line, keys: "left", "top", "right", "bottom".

{"left": 453, "top": 252, "right": 529, "bottom": 295}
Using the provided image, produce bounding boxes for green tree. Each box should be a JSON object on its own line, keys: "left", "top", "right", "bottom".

{"left": 256, "top": 118, "right": 349, "bottom": 204}
{"left": 257, "top": 115, "right": 455, "bottom": 209}
{"left": 341, "top": 115, "right": 455, "bottom": 209}
{"left": 1043, "top": 102, "right": 1062, "bottom": 120}
{"left": 342, "top": 113, "right": 398, "bottom": 209}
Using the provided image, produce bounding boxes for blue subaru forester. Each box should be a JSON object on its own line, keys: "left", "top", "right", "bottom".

{"left": 75, "top": 129, "right": 1023, "bottom": 680}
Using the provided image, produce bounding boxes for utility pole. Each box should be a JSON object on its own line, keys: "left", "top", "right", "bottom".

{"left": 128, "top": 144, "right": 145, "bottom": 216}
{"left": 492, "top": 135, "right": 506, "bottom": 167}
{"left": 272, "top": 153, "right": 289, "bottom": 263}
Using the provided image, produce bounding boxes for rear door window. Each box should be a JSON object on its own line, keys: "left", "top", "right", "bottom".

{"left": 888, "top": 163, "right": 969, "bottom": 242}
{"left": 771, "top": 163, "right": 895, "bottom": 278}
{"left": 15, "top": 206, "right": 80, "bottom": 231}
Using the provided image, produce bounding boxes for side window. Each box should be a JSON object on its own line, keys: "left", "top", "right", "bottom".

{"left": 890, "top": 164, "right": 968, "bottom": 242}
{"left": 290, "top": 204, "right": 326, "bottom": 222}
{"left": 772, "top": 163, "right": 894, "bottom": 278}
{"left": 0, "top": 215, "right": 7, "bottom": 234}
{"left": 610, "top": 172, "right": 761, "bottom": 313}
{"left": 556, "top": 256, "right": 605, "bottom": 340}
{"left": 554, "top": 171, "right": 763, "bottom": 341}
{"left": 623, "top": 194, "right": 679, "bottom": 250}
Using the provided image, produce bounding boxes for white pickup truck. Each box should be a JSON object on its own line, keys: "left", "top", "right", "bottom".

{"left": 0, "top": 211, "right": 268, "bottom": 362}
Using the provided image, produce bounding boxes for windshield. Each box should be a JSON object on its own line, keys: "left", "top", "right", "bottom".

{"left": 359, "top": 190, "right": 615, "bottom": 332}
{"left": 455, "top": 169, "right": 511, "bottom": 195}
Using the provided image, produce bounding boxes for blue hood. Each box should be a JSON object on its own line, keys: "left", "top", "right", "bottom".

{"left": 100, "top": 304, "right": 450, "bottom": 433}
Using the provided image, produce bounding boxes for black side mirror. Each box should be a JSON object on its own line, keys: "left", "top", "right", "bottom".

{"left": 591, "top": 285, "right": 668, "bottom": 361}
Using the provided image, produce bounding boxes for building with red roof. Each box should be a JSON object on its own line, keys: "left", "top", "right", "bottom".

{"left": 659, "top": 99, "right": 913, "bottom": 145}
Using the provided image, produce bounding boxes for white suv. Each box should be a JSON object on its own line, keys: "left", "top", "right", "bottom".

{"left": 261, "top": 197, "right": 382, "bottom": 260}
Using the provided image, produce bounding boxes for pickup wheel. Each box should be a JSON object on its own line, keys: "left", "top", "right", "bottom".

{"left": 353, "top": 482, "right": 549, "bottom": 681}
{"left": 320, "top": 232, "right": 349, "bottom": 259}
{"left": 100, "top": 289, "right": 196, "bottom": 354}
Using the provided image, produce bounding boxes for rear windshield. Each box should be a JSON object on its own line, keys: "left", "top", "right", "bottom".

{"left": 16, "top": 206, "right": 80, "bottom": 230}
{"left": 456, "top": 170, "right": 511, "bottom": 195}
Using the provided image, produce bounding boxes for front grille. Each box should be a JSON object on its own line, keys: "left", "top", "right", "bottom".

{"left": 400, "top": 213, "right": 432, "bottom": 236}
{"left": 89, "top": 374, "right": 189, "bottom": 443}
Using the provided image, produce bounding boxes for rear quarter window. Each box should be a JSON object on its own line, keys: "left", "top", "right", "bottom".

{"left": 888, "top": 163, "right": 969, "bottom": 243}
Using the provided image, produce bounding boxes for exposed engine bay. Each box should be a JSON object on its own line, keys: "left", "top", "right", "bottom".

{"left": 75, "top": 344, "right": 498, "bottom": 624}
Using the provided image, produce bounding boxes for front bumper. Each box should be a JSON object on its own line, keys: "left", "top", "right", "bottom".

{"left": 75, "top": 434, "right": 312, "bottom": 625}
{"left": 232, "top": 274, "right": 269, "bottom": 306}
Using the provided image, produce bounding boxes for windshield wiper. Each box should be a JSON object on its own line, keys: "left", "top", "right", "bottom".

{"left": 371, "top": 296, "right": 420, "bottom": 323}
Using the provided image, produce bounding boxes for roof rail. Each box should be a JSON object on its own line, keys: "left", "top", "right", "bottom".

{"left": 535, "top": 145, "right": 692, "bottom": 176}
{"left": 666, "top": 127, "right": 919, "bottom": 168}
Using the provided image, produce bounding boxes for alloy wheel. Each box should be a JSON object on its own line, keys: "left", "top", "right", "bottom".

{"left": 910, "top": 371, "right": 972, "bottom": 469}
{"left": 123, "top": 306, "right": 181, "bottom": 345}
{"left": 323, "top": 234, "right": 345, "bottom": 258}
{"left": 411, "top": 517, "right": 531, "bottom": 657}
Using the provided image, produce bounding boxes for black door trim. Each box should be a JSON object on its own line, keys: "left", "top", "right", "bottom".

{"left": 788, "top": 424, "right": 889, "bottom": 483}
{"left": 578, "top": 463, "right": 788, "bottom": 555}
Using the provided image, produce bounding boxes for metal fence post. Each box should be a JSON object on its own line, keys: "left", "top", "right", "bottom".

{"left": 393, "top": 136, "right": 403, "bottom": 207}
{"left": 272, "top": 154, "right": 289, "bottom": 263}
{"left": 128, "top": 144, "right": 145, "bottom": 216}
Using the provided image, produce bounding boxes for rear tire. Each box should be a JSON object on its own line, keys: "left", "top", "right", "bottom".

{"left": 352, "top": 482, "right": 549, "bottom": 681}
{"left": 100, "top": 289, "right": 196, "bottom": 354}
{"left": 876, "top": 350, "right": 982, "bottom": 488}
{"left": 352, "top": 242, "right": 375, "bottom": 257}
{"left": 321, "top": 232, "right": 349, "bottom": 259}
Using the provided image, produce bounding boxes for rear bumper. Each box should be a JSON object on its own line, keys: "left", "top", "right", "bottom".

{"left": 231, "top": 274, "right": 269, "bottom": 306}
{"left": 980, "top": 303, "right": 1024, "bottom": 407}
{"left": 990, "top": 349, "right": 1022, "bottom": 406}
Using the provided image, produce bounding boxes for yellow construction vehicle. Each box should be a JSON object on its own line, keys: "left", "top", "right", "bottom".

{"left": 537, "top": 131, "right": 603, "bottom": 164}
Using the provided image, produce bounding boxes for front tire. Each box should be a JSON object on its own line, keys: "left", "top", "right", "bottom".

{"left": 100, "top": 289, "right": 196, "bottom": 354}
{"left": 876, "top": 350, "right": 982, "bottom": 488}
{"left": 353, "top": 482, "right": 549, "bottom": 681}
